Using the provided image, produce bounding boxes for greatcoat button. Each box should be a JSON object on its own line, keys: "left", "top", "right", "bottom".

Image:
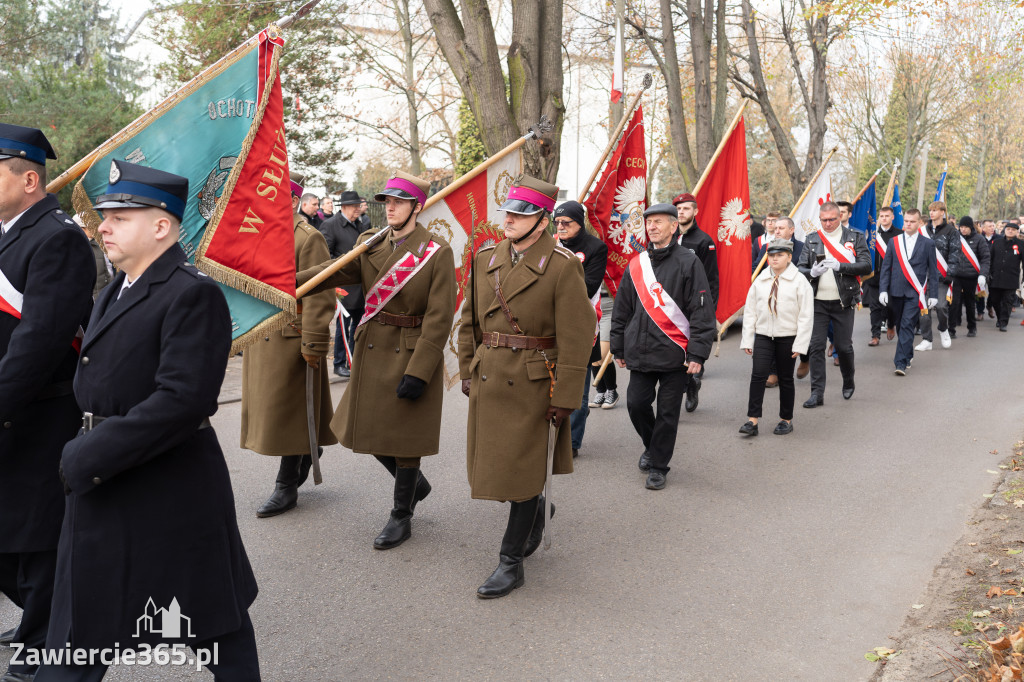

{"left": 80, "top": 357, "right": 90, "bottom": 365}
{"left": 2, "top": 421, "right": 11, "bottom": 429}
{"left": 507, "top": 379, "right": 514, "bottom": 385}
{"left": 92, "top": 477, "right": 102, "bottom": 485}
{"left": 368, "top": 344, "right": 374, "bottom": 349}
{"left": 482, "top": 375, "right": 487, "bottom": 381}
{"left": 487, "top": 312, "right": 493, "bottom": 318}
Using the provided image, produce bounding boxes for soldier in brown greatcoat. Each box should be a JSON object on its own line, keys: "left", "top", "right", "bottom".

{"left": 297, "top": 171, "right": 456, "bottom": 550}
{"left": 458, "top": 175, "right": 595, "bottom": 599}
{"left": 241, "top": 173, "right": 337, "bottom": 518}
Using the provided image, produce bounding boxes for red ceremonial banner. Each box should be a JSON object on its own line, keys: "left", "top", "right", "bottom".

{"left": 584, "top": 106, "right": 648, "bottom": 297}
{"left": 197, "top": 32, "right": 297, "bottom": 304}
{"left": 694, "top": 117, "right": 751, "bottom": 323}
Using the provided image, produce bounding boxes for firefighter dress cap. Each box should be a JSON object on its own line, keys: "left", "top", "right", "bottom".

{"left": 499, "top": 174, "right": 558, "bottom": 215}
{"left": 374, "top": 170, "right": 430, "bottom": 207}
{"left": 93, "top": 160, "right": 189, "bottom": 222}
{"left": 0, "top": 123, "right": 57, "bottom": 165}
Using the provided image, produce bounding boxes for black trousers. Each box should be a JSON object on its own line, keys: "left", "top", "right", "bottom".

{"left": 34, "top": 612, "right": 261, "bottom": 681}
{"left": 949, "top": 275, "right": 978, "bottom": 332}
{"left": 807, "top": 299, "right": 855, "bottom": 397}
{"left": 990, "top": 287, "right": 1016, "bottom": 327}
{"left": 626, "top": 369, "right": 689, "bottom": 474}
{"left": 864, "top": 285, "right": 895, "bottom": 338}
{"left": 748, "top": 335, "right": 797, "bottom": 420}
{"left": 0, "top": 549, "right": 57, "bottom": 675}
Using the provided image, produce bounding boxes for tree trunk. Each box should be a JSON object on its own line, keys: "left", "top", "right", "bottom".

{"left": 688, "top": 0, "right": 714, "bottom": 169}
{"left": 711, "top": 0, "right": 729, "bottom": 143}
{"left": 395, "top": 0, "right": 423, "bottom": 174}
{"left": 657, "top": 0, "right": 697, "bottom": 185}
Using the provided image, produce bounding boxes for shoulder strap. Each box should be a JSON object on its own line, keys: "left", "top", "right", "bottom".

{"left": 493, "top": 268, "right": 524, "bottom": 335}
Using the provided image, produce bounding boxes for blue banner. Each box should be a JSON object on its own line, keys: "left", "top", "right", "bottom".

{"left": 890, "top": 182, "right": 904, "bottom": 230}
{"left": 850, "top": 178, "right": 877, "bottom": 268}
{"left": 934, "top": 171, "right": 947, "bottom": 203}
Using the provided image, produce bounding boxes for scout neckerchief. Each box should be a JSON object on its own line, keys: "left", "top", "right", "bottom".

{"left": 358, "top": 239, "right": 441, "bottom": 327}
{"left": 629, "top": 251, "right": 690, "bottom": 351}
{"left": 819, "top": 227, "right": 861, "bottom": 284}
{"left": 892, "top": 234, "right": 928, "bottom": 311}
{"left": 0, "top": 265, "right": 83, "bottom": 352}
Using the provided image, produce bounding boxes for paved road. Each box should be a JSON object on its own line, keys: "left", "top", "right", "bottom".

{"left": 3, "top": 309, "right": 1023, "bottom": 680}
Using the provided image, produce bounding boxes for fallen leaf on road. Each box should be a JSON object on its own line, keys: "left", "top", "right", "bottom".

{"left": 864, "top": 647, "right": 899, "bottom": 662}
{"left": 986, "top": 493, "right": 996, "bottom": 498}
{"left": 1004, "top": 589, "right": 1019, "bottom": 596}
{"left": 988, "top": 635, "right": 1013, "bottom": 650}
{"left": 1003, "top": 568, "right": 1014, "bottom": 574}
{"left": 993, "top": 560, "right": 1002, "bottom": 567}
{"left": 990, "top": 587, "right": 1004, "bottom": 598}
{"left": 993, "top": 450, "right": 1001, "bottom": 454}
{"left": 990, "top": 470, "right": 1001, "bottom": 474}
{"left": 976, "top": 610, "right": 993, "bottom": 617}
{"left": 968, "top": 568, "right": 977, "bottom": 575}
{"left": 1009, "top": 549, "right": 1023, "bottom": 555}
{"left": 970, "top": 542, "right": 979, "bottom": 546}
{"left": 1017, "top": 500, "right": 1024, "bottom": 509}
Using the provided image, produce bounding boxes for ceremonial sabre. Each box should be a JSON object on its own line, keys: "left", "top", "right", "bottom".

{"left": 543, "top": 419, "right": 556, "bottom": 550}
{"left": 305, "top": 365, "right": 323, "bottom": 485}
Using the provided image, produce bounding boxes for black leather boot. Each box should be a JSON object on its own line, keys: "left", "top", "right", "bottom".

{"left": 523, "top": 496, "right": 555, "bottom": 558}
{"left": 374, "top": 456, "right": 432, "bottom": 511}
{"left": 256, "top": 456, "right": 301, "bottom": 518}
{"left": 296, "top": 447, "right": 324, "bottom": 488}
{"left": 373, "top": 466, "right": 419, "bottom": 550}
{"left": 477, "top": 496, "right": 539, "bottom": 599}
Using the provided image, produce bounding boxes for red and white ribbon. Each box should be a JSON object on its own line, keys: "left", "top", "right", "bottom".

{"left": 0, "top": 265, "right": 82, "bottom": 352}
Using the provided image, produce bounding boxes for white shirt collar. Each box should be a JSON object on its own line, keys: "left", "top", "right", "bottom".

{"left": 118, "top": 274, "right": 137, "bottom": 298}
{"left": 1, "top": 208, "right": 30, "bottom": 235}
{"left": 903, "top": 230, "right": 919, "bottom": 253}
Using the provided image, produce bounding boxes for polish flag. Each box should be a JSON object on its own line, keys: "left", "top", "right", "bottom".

{"left": 611, "top": 22, "right": 623, "bottom": 103}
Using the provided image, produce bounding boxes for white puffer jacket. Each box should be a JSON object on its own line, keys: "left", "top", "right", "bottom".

{"left": 740, "top": 262, "right": 814, "bottom": 354}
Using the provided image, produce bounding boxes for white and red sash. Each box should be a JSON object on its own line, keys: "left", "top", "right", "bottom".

{"left": 629, "top": 252, "right": 690, "bottom": 351}
{"left": 959, "top": 235, "right": 981, "bottom": 274}
{"left": 0, "top": 265, "right": 83, "bottom": 352}
{"left": 358, "top": 240, "right": 441, "bottom": 327}
{"left": 820, "top": 230, "right": 861, "bottom": 284}
{"left": 935, "top": 250, "right": 948, "bottom": 278}
{"left": 891, "top": 235, "right": 928, "bottom": 310}
{"left": 875, "top": 233, "right": 888, "bottom": 259}
{"left": 757, "top": 234, "right": 768, "bottom": 250}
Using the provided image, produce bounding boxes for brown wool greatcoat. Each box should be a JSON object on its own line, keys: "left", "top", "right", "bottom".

{"left": 240, "top": 214, "right": 337, "bottom": 455}
{"left": 457, "top": 231, "right": 596, "bottom": 502}
{"left": 297, "top": 222, "right": 456, "bottom": 457}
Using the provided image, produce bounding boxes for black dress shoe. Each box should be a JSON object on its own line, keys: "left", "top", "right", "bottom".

{"left": 572, "top": 448, "right": 579, "bottom": 458}
{"left": 637, "top": 451, "right": 651, "bottom": 472}
{"left": 0, "top": 627, "right": 15, "bottom": 645}
{"left": 645, "top": 470, "right": 666, "bottom": 490}
{"left": 773, "top": 420, "right": 793, "bottom": 435}
{"left": 967, "top": 330, "right": 976, "bottom": 337}
{"left": 842, "top": 385, "right": 855, "bottom": 400}
{"left": 738, "top": 420, "right": 758, "bottom": 436}
{"left": 948, "top": 329, "right": 957, "bottom": 339}
{"left": 802, "top": 394, "right": 823, "bottom": 408}
{"left": 373, "top": 467, "right": 420, "bottom": 550}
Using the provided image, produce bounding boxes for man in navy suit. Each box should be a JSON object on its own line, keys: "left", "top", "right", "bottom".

{"left": 880, "top": 208, "right": 938, "bottom": 375}
{"left": 0, "top": 123, "right": 94, "bottom": 682}
{"left": 37, "top": 161, "right": 260, "bottom": 681}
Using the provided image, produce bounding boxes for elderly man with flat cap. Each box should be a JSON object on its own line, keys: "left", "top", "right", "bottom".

{"left": 458, "top": 175, "right": 595, "bottom": 599}
{"left": 240, "top": 173, "right": 337, "bottom": 518}
{"left": 610, "top": 203, "right": 716, "bottom": 491}
{"left": 298, "top": 170, "right": 456, "bottom": 551}
{"left": 0, "top": 123, "right": 94, "bottom": 682}
{"left": 37, "top": 160, "right": 260, "bottom": 681}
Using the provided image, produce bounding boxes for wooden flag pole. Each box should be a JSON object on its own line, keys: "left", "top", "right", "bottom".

{"left": 882, "top": 160, "right": 900, "bottom": 207}
{"left": 295, "top": 117, "right": 553, "bottom": 299}
{"left": 46, "top": 0, "right": 323, "bottom": 195}
{"left": 852, "top": 169, "right": 881, "bottom": 205}
{"left": 591, "top": 351, "right": 614, "bottom": 386}
{"left": 691, "top": 99, "right": 749, "bottom": 195}
{"left": 577, "top": 73, "right": 653, "bottom": 203}
{"left": 749, "top": 146, "right": 839, "bottom": 284}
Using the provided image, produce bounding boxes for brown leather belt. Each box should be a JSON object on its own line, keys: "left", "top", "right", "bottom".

{"left": 482, "top": 332, "right": 556, "bottom": 350}
{"left": 82, "top": 412, "right": 211, "bottom": 433}
{"left": 375, "top": 312, "right": 424, "bottom": 328}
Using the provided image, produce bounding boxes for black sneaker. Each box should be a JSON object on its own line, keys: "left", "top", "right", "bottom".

{"left": 601, "top": 389, "right": 619, "bottom": 409}
{"left": 588, "top": 392, "right": 606, "bottom": 408}
{"left": 637, "top": 451, "right": 651, "bottom": 471}
{"left": 967, "top": 329, "right": 976, "bottom": 337}
{"left": 949, "top": 329, "right": 957, "bottom": 339}
{"left": 645, "top": 470, "right": 666, "bottom": 490}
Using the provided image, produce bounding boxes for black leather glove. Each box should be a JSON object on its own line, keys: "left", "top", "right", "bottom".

{"left": 544, "top": 406, "right": 574, "bottom": 428}
{"left": 59, "top": 462, "right": 71, "bottom": 496}
{"left": 396, "top": 374, "right": 426, "bottom": 400}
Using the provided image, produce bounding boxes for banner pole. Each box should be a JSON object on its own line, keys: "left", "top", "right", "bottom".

{"left": 46, "top": 0, "right": 323, "bottom": 194}
{"left": 882, "top": 161, "right": 899, "bottom": 207}
{"left": 691, "top": 99, "right": 749, "bottom": 195}
{"left": 577, "top": 73, "right": 653, "bottom": 203}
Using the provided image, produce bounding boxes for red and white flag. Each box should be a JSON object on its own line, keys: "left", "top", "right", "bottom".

{"left": 611, "top": 21, "right": 624, "bottom": 103}
{"left": 417, "top": 151, "right": 523, "bottom": 388}
{"left": 584, "top": 106, "right": 647, "bottom": 296}
{"left": 694, "top": 116, "right": 752, "bottom": 324}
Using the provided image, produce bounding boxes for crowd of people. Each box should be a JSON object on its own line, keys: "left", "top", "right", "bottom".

{"left": 3, "top": 114, "right": 1024, "bottom": 681}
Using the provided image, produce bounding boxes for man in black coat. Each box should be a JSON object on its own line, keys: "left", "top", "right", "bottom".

{"left": 796, "top": 201, "right": 871, "bottom": 406}
{"left": 319, "top": 189, "right": 365, "bottom": 377}
{"left": 918, "top": 201, "right": 960, "bottom": 350}
{"left": 671, "top": 192, "right": 719, "bottom": 413}
{"left": 864, "top": 206, "right": 902, "bottom": 345}
{"left": 554, "top": 200, "right": 607, "bottom": 458}
{"left": 988, "top": 223, "right": 1024, "bottom": 331}
{"left": 37, "top": 161, "right": 260, "bottom": 681}
{"left": 949, "top": 216, "right": 991, "bottom": 338}
{"left": 611, "top": 203, "right": 716, "bottom": 491}
{"left": 0, "top": 123, "right": 94, "bottom": 682}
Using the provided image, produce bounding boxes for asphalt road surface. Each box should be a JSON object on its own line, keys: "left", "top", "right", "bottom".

{"left": 3, "top": 309, "right": 1023, "bottom": 681}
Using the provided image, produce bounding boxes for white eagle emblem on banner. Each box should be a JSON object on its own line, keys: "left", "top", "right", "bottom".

{"left": 717, "top": 197, "right": 751, "bottom": 245}
{"left": 608, "top": 176, "right": 647, "bottom": 251}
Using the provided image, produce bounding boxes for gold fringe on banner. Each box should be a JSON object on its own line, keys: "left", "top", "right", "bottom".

{"left": 195, "top": 32, "right": 296, "bottom": 314}
{"left": 230, "top": 306, "right": 295, "bottom": 356}
{"left": 71, "top": 180, "right": 103, "bottom": 241}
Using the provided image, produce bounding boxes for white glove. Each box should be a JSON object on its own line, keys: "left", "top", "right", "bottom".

{"left": 978, "top": 275, "right": 987, "bottom": 289}
{"left": 810, "top": 262, "right": 828, "bottom": 278}
{"left": 927, "top": 297, "right": 938, "bottom": 309}
{"left": 879, "top": 292, "right": 888, "bottom": 306}
{"left": 822, "top": 257, "right": 841, "bottom": 271}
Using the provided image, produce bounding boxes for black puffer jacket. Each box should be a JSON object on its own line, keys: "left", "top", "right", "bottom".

{"left": 560, "top": 230, "right": 608, "bottom": 298}
{"left": 676, "top": 221, "right": 720, "bottom": 303}
{"left": 924, "top": 221, "right": 962, "bottom": 281}
{"left": 610, "top": 240, "right": 716, "bottom": 371}
{"left": 954, "top": 231, "right": 991, "bottom": 279}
